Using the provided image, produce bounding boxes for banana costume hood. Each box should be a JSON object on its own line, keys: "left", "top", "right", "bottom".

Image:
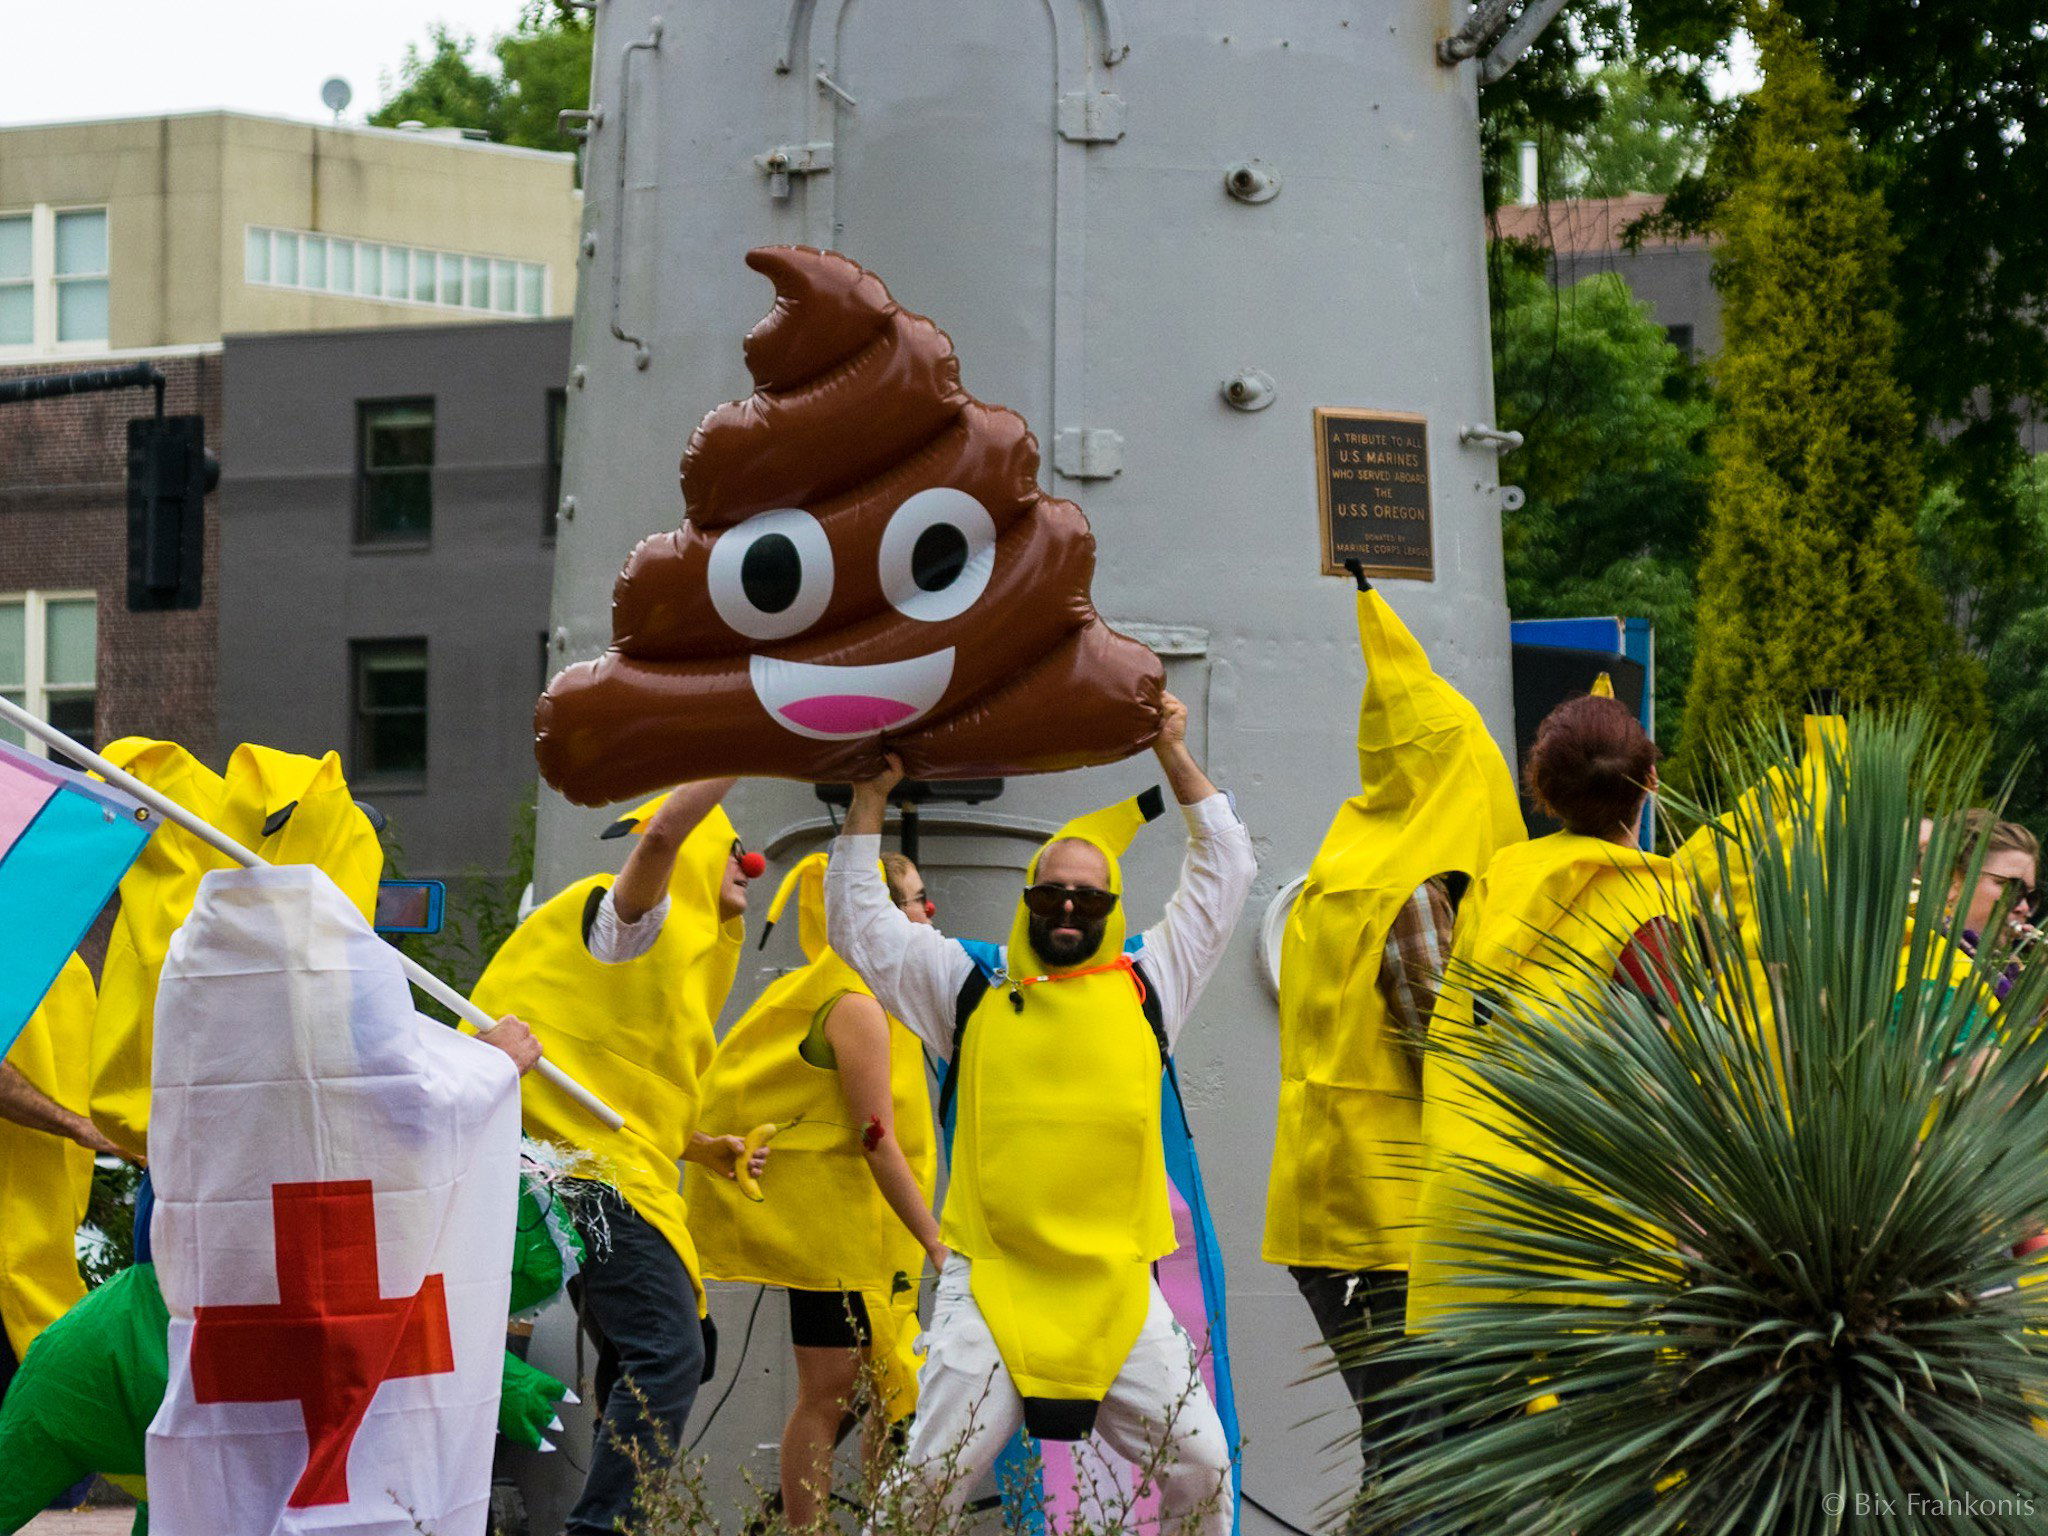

{"left": 939, "top": 789, "right": 1173, "bottom": 1441}
{"left": 0, "top": 955, "right": 96, "bottom": 1362}
{"left": 685, "top": 855, "right": 936, "bottom": 1417}
{"left": 470, "top": 795, "right": 743, "bottom": 1311}
{"left": 1263, "top": 590, "right": 1526, "bottom": 1270}
{"left": 90, "top": 740, "right": 383, "bottom": 1159}
{"left": 1409, "top": 830, "right": 1690, "bottom": 1330}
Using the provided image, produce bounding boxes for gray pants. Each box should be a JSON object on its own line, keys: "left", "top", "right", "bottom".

{"left": 565, "top": 1186, "right": 707, "bottom": 1536}
{"left": 1291, "top": 1266, "right": 1420, "bottom": 1518}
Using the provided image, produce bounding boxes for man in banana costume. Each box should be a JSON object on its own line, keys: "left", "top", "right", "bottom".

{"left": 827, "top": 693, "right": 1254, "bottom": 1536}
{"left": 1262, "top": 572, "right": 1524, "bottom": 1489}
{"left": 471, "top": 779, "right": 767, "bottom": 1536}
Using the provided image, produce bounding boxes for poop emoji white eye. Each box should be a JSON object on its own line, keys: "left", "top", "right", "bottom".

{"left": 878, "top": 487, "right": 996, "bottom": 623}
{"left": 707, "top": 507, "right": 836, "bottom": 641}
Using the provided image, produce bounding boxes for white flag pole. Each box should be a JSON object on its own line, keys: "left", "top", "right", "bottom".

{"left": 0, "top": 696, "right": 624, "bottom": 1131}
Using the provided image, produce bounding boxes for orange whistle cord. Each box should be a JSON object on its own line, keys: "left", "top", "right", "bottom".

{"left": 1012, "top": 952, "right": 1147, "bottom": 1005}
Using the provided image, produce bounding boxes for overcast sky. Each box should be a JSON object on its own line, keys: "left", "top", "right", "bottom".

{"left": 0, "top": 1, "right": 1758, "bottom": 131}
{"left": 0, "top": 0, "right": 525, "bottom": 128}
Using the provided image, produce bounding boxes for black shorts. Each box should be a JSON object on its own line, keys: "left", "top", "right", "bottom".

{"left": 786, "top": 1287, "right": 871, "bottom": 1349}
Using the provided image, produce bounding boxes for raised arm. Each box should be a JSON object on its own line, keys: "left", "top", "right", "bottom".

{"left": 827, "top": 758, "right": 974, "bottom": 1056}
{"left": 1136, "top": 695, "right": 1257, "bottom": 1045}
{"left": 824, "top": 993, "right": 946, "bottom": 1272}
{"left": 611, "top": 776, "right": 738, "bottom": 923}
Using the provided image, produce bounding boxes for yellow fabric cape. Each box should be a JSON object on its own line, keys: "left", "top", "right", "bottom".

{"left": 90, "top": 740, "right": 382, "bottom": 1159}
{"left": 941, "top": 791, "right": 1173, "bottom": 1437}
{"left": 685, "top": 853, "right": 937, "bottom": 1418}
{"left": 471, "top": 798, "right": 742, "bottom": 1312}
{"left": 1263, "top": 590, "right": 1526, "bottom": 1270}
{"left": 0, "top": 955, "right": 97, "bottom": 1359}
{"left": 1408, "top": 831, "right": 1690, "bottom": 1331}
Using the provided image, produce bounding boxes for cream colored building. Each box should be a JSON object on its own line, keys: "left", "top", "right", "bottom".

{"left": 0, "top": 111, "right": 581, "bottom": 360}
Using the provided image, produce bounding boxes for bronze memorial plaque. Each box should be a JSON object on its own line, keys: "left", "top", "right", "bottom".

{"left": 1313, "top": 407, "right": 1434, "bottom": 581}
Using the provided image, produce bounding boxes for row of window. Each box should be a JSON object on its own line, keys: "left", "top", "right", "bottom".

{"left": 0, "top": 592, "right": 98, "bottom": 759}
{"left": 0, "top": 598, "right": 421, "bottom": 792}
{"left": 247, "top": 227, "right": 547, "bottom": 318}
{"left": 356, "top": 393, "right": 567, "bottom": 544}
{"left": 0, "top": 206, "right": 109, "bottom": 352}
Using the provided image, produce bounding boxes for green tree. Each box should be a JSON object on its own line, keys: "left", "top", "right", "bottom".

{"left": 1494, "top": 260, "right": 1714, "bottom": 747}
{"left": 370, "top": 3, "right": 591, "bottom": 155}
{"left": 1553, "top": 64, "right": 1712, "bottom": 197}
{"left": 1676, "top": 11, "right": 1977, "bottom": 779}
{"left": 1921, "top": 455, "right": 2048, "bottom": 834}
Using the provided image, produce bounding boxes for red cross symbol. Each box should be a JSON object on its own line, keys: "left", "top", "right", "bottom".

{"left": 189, "top": 1179, "right": 456, "bottom": 1508}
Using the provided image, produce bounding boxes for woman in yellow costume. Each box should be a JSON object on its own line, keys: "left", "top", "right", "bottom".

{"left": 826, "top": 694, "right": 1254, "bottom": 1536}
{"left": 1409, "top": 690, "right": 1689, "bottom": 1338}
{"left": 471, "top": 778, "right": 769, "bottom": 1536}
{"left": 686, "top": 851, "right": 941, "bottom": 1526}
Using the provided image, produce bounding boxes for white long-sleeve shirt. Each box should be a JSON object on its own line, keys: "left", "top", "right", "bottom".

{"left": 583, "top": 887, "right": 667, "bottom": 963}
{"left": 825, "top": 792, "right": 1256, "bottom": 1060}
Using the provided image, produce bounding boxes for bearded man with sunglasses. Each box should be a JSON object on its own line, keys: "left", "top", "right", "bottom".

{"left": 826, "top": 693, "right": 1255, "bottom": 1535}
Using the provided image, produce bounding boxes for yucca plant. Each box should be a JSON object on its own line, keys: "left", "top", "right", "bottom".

{"left": 1361, "top": 711, "right": 2048, "bottom": 1535}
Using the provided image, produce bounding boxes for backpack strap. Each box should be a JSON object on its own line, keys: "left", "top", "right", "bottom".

{"left": 937, "top": 940, "right": 1003, "bottom": 1127}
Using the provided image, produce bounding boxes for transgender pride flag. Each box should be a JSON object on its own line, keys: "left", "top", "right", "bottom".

{"left": 0, "top": 737, "right": 155, "bottom": 1057}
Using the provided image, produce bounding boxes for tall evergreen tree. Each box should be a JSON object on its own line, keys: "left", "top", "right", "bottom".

{"left": 1677, "top": 6, "right": 1977, "bottom": 780}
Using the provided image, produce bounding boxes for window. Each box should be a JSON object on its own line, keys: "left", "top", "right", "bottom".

{"left": 0, "top": 592, "right": 97, "bottom": 758}
{"left": 0, "top": 205, "right": 110, "bottom": 355}
{"left": 1665, "top": 323, "right": 1696, "bottom": 359}
{"left": 243, "top": 224, "right": 547, "bottom": 318}
{"left": 351, "top": 640, "right": 428, "bottom": 786}
{"left": 357, "top": 399, "right": 434, "bottom": 544}
{"left": 1, "top": 214, "right": 32, "bottom": 347}
{"left": 544, "top": 388, "right": 567, "bottom": 538}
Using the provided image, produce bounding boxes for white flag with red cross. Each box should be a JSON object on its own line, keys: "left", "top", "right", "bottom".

{"left": 146, "top": 864, "right": 522, "bottom": 1535}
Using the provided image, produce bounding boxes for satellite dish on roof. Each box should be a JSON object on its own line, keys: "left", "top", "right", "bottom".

{"left": 321, "top": 77, "right": 353, "bottom": 121}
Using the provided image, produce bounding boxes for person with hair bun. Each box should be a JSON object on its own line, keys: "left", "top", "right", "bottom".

{"left": 1408, "top": 691, "right": 1691, "bottom": 1333}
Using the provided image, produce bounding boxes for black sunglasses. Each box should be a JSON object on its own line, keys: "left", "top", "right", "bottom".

{"left": 1022, "top": 883, "right": 1119, "bottom": 922}
{"left": 1987, "top": 871, "right": 2041, "bottom": 914}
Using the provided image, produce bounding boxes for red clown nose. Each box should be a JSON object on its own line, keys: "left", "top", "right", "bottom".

{"left": 737, "top": 850, "right": 768, "bottom": 880}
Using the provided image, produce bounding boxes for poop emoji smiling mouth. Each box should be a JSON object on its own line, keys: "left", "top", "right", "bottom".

{"left": 750, "top": 649, "right": 956, "bottom": 740}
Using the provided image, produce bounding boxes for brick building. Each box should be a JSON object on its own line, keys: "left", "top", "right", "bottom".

{"left": 1493, "top": 194, "right": 1719, "bottom": 358}
{"left": 1, "top": 111, "right": 579, "bottom": 770}
{"left": 1, "top": 351, "right": 222, "bottom": 759}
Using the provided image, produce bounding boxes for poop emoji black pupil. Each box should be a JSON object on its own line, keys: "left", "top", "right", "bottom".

{"left": 741, "top": 535, "right": 804, "bottom": 615}
{"left": 913, "top": 524, "right": 969, "bottom": 592}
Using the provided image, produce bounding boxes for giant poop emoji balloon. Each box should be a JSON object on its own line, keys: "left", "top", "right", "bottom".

{"left": 535, "top": 246, "right": 1165, "bottom": 804}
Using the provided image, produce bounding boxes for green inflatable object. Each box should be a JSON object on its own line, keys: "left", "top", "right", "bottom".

{"left": 0, "top": 1262, "right": 165, "bottom": 1534}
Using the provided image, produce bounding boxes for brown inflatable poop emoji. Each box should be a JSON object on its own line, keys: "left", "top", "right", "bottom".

{"left": 535, "top": 246, "right": 1165, "bottom": 805}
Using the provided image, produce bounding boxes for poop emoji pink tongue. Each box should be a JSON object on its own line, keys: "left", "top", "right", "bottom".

{"left": 533, "top": 245, "right": 1165, "bottom": 805}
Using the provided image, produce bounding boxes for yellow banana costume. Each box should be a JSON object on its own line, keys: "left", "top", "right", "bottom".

{"left": 939, "top": 791, "right": 1173, "bottom": 1440}
{"left": 471, "top": 795, "right": 742, "bottom": 1311}
{"left": 1408, "top": 831, "right": 1690, "bottom": 1330}
{"left": 1263, "top": 590, "right": 1526, "bottom": 1270}
{"left": 685, "top": 855, "right": 937, "bottom": 1418}
{"left": 90, "top": 741, "right": 382, "bottom": 1158}
{"left": 0, "top": 955, "right": 96, "bottom": 1359}
{"left": 1673, "top": 713, "right": 1843, "bottom": 1033}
